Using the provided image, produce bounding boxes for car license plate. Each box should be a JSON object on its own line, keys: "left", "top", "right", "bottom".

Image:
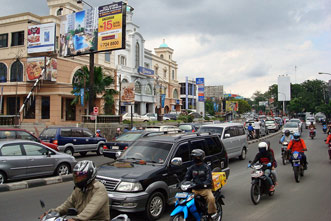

{"left": 112, "top": 146, "right": 119, "bottom": 150}
{"left": 175, "top": 192, "right": 188, "bottom": 198}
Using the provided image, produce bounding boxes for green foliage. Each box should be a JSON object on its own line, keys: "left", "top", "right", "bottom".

{"left": 178, "top": 115, "right": 194, "bottom": 123}
{"left": 204, "top": 116, "right": 210, "bottom": 121}
{"left": 237, "top": 99, "right": 251, "bottom": 114}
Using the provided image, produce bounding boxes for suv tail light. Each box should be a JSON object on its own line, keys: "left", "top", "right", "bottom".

{"left": 103, "top": 145, "right": 109, "bottom": 150}
{"left": 53, "top": 140, "right": 58, "bottom": 145}
{"left": 124, "top": 146, "right": 128, "bottom": 150}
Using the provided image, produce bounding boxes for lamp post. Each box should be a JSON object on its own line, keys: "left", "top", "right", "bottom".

{"left": 318, "top": 72, "right": 331, "bottom": 76}
{"left": 76, "top": 0, "right": 93, "bottom": 9}
{"left": 278, "top": 92, "right": 286, "bottom": 116}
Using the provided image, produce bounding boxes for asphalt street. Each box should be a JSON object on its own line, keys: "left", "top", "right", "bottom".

{"left": 0, "top": 125, "right": 330, "bottom": 221}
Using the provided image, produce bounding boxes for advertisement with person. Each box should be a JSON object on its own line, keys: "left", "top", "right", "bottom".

{"left": 26, "top": 57, "right": 57, "bottom": 81}
{"left": 226, "top": 101, "right": 239, "bottom": 112}
{"left": 121, "top": 83, "right": 135, "bottom": 104}
{"left": 27, "top": 23, "right": 56, "bottom": 54}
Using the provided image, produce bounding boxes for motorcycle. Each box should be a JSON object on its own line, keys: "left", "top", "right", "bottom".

{"left": 281, "top": 141, "right": 290, "bottom": 165}
{"left": 309, "top": 129, "right": 316, "bottom": 139}
{"left": 248, "top": 131, "right": 254, "bottom": 140}
{"left": 169, "top": 181, "right": 224, "bottom": 221}
{"left": 290, "top": 151, "right": 304, "bottom": 183}
{"left": 322, "top": 124, "right": 327, "bottom": 133}
{"left": 249, "top": 162, "right": 275, "bottom": 205}
{"left": 40, "top": 200, "right": 131, "bottom": 221}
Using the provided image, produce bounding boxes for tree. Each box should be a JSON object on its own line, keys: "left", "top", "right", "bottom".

{"left": 71, "top": 66, "right": 118, "bottom": 114}
{"left": 237, "top": 99, "right": 251, "bottom": 114}
{"left": 205, "top": 99, "right": 215, "bottom": 116}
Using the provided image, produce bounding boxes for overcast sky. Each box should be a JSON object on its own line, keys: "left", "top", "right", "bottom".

{"left": 1, "top": 0, "right": 330, "bottom": 98}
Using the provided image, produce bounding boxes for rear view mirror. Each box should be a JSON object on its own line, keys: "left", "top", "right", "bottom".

{"left": 171, "top": 157, "right": 183, "bottom": 166}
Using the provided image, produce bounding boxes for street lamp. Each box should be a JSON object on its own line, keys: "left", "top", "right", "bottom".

{"left": 318, "top": 72, "right": 331, "bottom": 76}
{"left": 76, "top": 0, "right": 93, "bottom": 9}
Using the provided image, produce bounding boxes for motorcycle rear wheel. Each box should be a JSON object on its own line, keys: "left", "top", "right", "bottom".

{"left": 216, "top": 201, "right": 223, "bottom": 221}
{"left": 250, "top": 183, "right": 261, "bottom": 205}
{"left": 294, "top": 167, "right": 300, "bottom": 183}
{"left": 169, "top": 214, "right": 185, "bottom": 221}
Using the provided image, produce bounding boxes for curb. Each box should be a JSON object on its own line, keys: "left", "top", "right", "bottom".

{"left": 0, "top": 174, "right": 73, "bottom": 193}
{"left": 247, "top": 130, "right": 282, "bottom": 145}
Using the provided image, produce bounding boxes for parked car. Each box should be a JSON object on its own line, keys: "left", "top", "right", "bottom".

{"left": 274, "top": 117, "right": 283, "bottom": 127}
{"left": 39, "top": 127, "right": 106, "bottom": 156}
{"left": 305, "top": 116, "right": 316, "bottom": 129}
{"left": 0, "top": 128, "right": 58, "bottom": 151}
{"left": 122, "top": 113, "right": 150, "bottom": 122}
{"left": 198, "top": 123, "right": 248, "bottom": 160}
{"left": 96, "top": 133, "right": 230, "bottom": 220}
{"left": 188, "top": 112, "right": 202, "bottom": 118}
{"left": 102, "top": 131, "right": 165, "bottom": 158}
{"left": 289, "top": 118, "right": 303, "bottom": 132}
{"left": 163, "top": 113, "right": 178, "bottom": 120}
{"left": 282, "top": 122, "right": 300, "bottom": 134}
{"left": 265, "top": 120, "right": 279, "bottom": 132}
{"left": 178, "top": 123, "right": 200, "bottom": 132}
{"left": 0, "top": 140, "right": 76, "bottom": 184}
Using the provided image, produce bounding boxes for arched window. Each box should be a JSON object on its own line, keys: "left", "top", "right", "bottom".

{"left": 146, "top": 84, "right": 152, "bottom": 95}
{"left": 135, "top": 81, "right": 142, "bottom": 94}
{"left": 160, "top": 54, "right": 164, "bottom": 59}
{"left": 72, "top": 69, "right": 83, "bottom": 84}
{"left": 0, "top": 63, "right": 7, "bottom": 82}
{"left": 57, "top": 8, "right": 62, "bottom": 16}
{"left": 122, "top": 79, "right": 129, "bottom": 84}
{"left": 173, "top": 89, "right": 178, "bottom": 99}
{"left": 135, "top": 42, "right": 140, "bottom": 68}
{"left": 10, "top": 60, "right": 23, "bottom": 82}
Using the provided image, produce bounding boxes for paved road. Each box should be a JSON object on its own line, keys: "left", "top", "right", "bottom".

{"left": 0, "top": 125, "right": 330, "bottom": 220}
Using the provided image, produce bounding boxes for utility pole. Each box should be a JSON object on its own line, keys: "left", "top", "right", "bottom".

{"left": 118, "top": 73, "right": 121, "bottom": 115}
{"left": 89, "top": 52, "right": 94, "bottom": 114}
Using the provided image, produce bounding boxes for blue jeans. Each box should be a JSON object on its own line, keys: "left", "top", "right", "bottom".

{"left": 264, "top": 169, "right": 273, "bottom": 185}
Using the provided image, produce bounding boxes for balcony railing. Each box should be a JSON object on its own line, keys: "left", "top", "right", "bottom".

{"left": 81, "top": 115, "right": 121, "bottom": 123}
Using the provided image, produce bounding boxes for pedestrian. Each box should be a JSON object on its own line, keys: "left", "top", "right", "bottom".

{"left": 254, "top": 119, "right": 261, "bottom": 138}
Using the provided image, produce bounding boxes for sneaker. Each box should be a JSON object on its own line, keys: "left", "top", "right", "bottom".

{"left": 269, "top": 185, "right": 275, "bottom": 192}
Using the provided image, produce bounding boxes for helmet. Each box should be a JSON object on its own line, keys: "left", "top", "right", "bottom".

{"left": 116, "top": 128, "right": 121, "bottom": 132}
{"left": 258, "top": 142, "right": 268, "bottom": 153}
{"left": 284, "top": 130, "right": 290, "bottom": 136}
{"left": 73, "top": 160, "right": 97, "bottom": 190}
{"left": 293, "top": 132, "right": 300, "bottom": 141}
{"left": 96, "top": 129, "right": 100, "bottom": 133}
{"left": 191, "top": 149, "right": 205, "bottom": 163}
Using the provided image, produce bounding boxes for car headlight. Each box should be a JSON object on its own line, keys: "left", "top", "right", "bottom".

{"left": 116, "top": 181, "right": 143, "bottom": 192}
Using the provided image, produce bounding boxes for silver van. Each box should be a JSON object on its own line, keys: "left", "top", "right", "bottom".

{"left": 198, "top": 123, "right": 248, "bottom": 160}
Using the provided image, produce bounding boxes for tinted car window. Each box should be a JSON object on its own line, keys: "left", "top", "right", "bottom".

{"left": 16, "top": 131, "right": 38, "bottom": 142}
{"left": 212, "top": 137, "right": 223, "bottom": 153}
{"left": 174, "top": 142, "right": 190, "bottom": 162}
{"left": 60, "top": 128, "right": 72, "bottom": 137}
{"left": 229, "top": 127, "right": 238, "bottom": 137}
{"left": 71, "top": 128, "right": 83, "bottom": 137}
{"left": 204, "top": 137, "right": 219, "bottom": 155}
{"left": 40, "top": 128, "right": 57, "bottom": 139}
{"left": 116, "top": 133, "right": 142, "bottom": 142}
{"left": 199, "top": 127, "right": 224, "bottom": 135}
{"left": 24, "top": 144, "right": 48, "bottom": 156}
{"left": 0, "top": 131, "right": 16, "bottom": 139}
{"left": 83, "top": 129, "right": 93, "bottom": 137}
{"left": 223, "top": 128, "right": 230, "bottom": 138}
{"left": 237, "top": 126, "right": 245, "bottom": 135}
{"left": 190, "top": 139, "right": 206, "bottom": 152}
{"left": 1, "top": 144, "right": 23, "bottom": 156}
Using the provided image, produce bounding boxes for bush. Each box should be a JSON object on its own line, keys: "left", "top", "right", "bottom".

{"left": 178, "top": 115, "right": 194, "bottom": 123}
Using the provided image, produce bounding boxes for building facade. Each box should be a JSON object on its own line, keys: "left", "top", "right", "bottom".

{"left": 179, "top": 77, "right": 197, "bottom": 112}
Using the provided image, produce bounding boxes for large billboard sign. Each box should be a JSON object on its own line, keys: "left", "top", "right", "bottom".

{"left": 59, "top": 2, "right": 126, "bottom": 57}
{"left": 121, "top": 82, "right": 135, "bottom": 104}
{"left": 26, "top": 57, "right": 57, "bottom": 81}
{"left": 27, "top": 23, "right": 56, "bottom": 54}
{"left": 226, "top": 101, "right": 238, "bottom": 112}
{"left": 278, "top": 75, "right": 291, "bottom": 101}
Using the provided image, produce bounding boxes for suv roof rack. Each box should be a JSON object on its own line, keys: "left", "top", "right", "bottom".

{"left": 175, "top": 132, "right": 212, "bottom": 140}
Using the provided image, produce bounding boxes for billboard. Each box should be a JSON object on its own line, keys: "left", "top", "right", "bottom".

{"left": 278, "top": 76, "right": 291, "bottom": 101}
{"left": 226, "top": 101, "right": 238, "bottom": 112}
{"left": 138, "top": 66, "right": 154, "bottom": 76}
{"left": 27, "top": 23, "right": 56, "bottom": 54}
{"left": 59, "top": 2, "right": 126, "bottom": 57}
{"left": 121, "top": 82, "right": 135, "bottom": 104}
{"left": 26, "top": 57, "right": 57, "bottom": 81}
{"left": 196, "top": 77, "right": 204, "bottom": 102}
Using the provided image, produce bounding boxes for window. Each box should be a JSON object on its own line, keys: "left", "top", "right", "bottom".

{"left": 0, "top": 34, "right": 8, "bottom": 48}
{"left": 174, "top": 142, "right": 190, "bottom": 162}
{"left": 204, "top": 137, "right": 221, "bottom": 155}
{"left": 72, "top": 128, "right": 83, "bottom": 137}
{"left": 23, "top": 97, "right": 35, "bottom": 119}
{"left": 160, "top": 54, "right": 164, "bottom": 59}
{"left": 16, "top": 131, "right": 38, "bottom": 142}
{"left": 0, "top": 144, "right": 22, "bottom": 156}
{"left": 135, "top": 81, "right": 142, "bottom": 94}
{"left": 7, "top": 97, "right": 20, "bottom": 115}
{"left": 173, "top": 89, "right": 178, "bottom": 99}
{"left": 223, "top": 128, "right": 230, "bottom": 139}
{"left": 155, "top": 67, "right": 158, "bottom": 75}
{"left": 60, "top": 128, "right": 72, "bottom": 137}
{"left": 0, "top": 63, "right": 7, "bottom": 82}
{"left": 229, "top": 127, "right": 238, "bottom": 137}
{"left": 237, "top": 126, "right": 245, "bottom": 135}
{"left": 135, "top": 42, "right": 140, "bottom": 68}
{"left": 83, "top": 129, "right": 93, "bottom": 137}
{"left": 146, "top": 84, "right": 152, "bottom": 95}
{"left": 11, "top": 31, "right": 24, "bottom": 46}
{"left": 119, "top": 55, "right": 126, "bottom": 65}
{"left": 57, "top": 8, "right": 62, "bottom": 16}
{"left": 190, "top": 139, "right": 206, "bottom": 153}
{"left": 105, "top": 52, "right": 110, "bottom": 62}
{"left": 0, "top": 130, "right": 16, "bottom": 139}
{"left": 24, "top": 144, "right": 48, "bottom": 156}
{"left": 41, "top": 97, "right": 50, "bottom": 119}
{"left": 10, "top": 60, "right": 23, "bottom": 82}
{"left": 144, "top": 63, "right": 149, "bottom": 69}
{"left": 163, "top": 69, "right": 167, "bottom": 78}
{"left": 172, "top": 70, "right": 175, "bottom": 80}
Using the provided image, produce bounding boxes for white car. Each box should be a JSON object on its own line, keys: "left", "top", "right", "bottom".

{"left": 305, "top": 116, "right": 316, "bottom": 129}
{"left": 145, "top": 125, "right": 181, "bottom": 133}
{"left": 122, "top": 113, "right": 150, "bottom": 122}
{"left": 265, "top": 120, "right": 279, "bottom": 132}
{"left": 289, "top": 118, "right": 303, "bottom": 132}
{"left": 142, "top": 113, "right": 170, "bottom": 121}
{"left": 282, "top": 122, "right": 300, "bottom": 134}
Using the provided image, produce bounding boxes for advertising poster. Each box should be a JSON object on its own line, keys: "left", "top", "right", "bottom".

{"left": 27, "top": 23, "right": 56, "bottom": 54}
{"left": 98, "top": 2, "right": 125, "bottom": 51}
{"left": 26, "top": 57, "right": 57, "bottom": 81}
{"left": 226, "top": 101, "right": 239, "bottom": 112}
{"left": 196, "top": 77, "right": 204, "bottom": 102}
{"left": 277, "top": 76, "right": 291, "bottom": 101}
{"left": 121, "top": 83, "right": 135, "bottom": 104}
{"left": 161, "top": 94, "right": 166, "bottom": 108}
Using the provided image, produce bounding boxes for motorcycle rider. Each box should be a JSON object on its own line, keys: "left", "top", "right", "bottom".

{"left": 95, "top": 129, "right": 102, "bottom": 137}
{"left": 247, "top": 123, "right": 255, "bottom": 138}
{"left": 184, "top": 149, "right": 218, "bottom": 220}
{"left": 40, "top": 160, "right": 110, "bottom": 221}
{"left": 308, "top": 122, "right": 316, "bottom": 136}
{"left": 249, "top": 142, "right": 275, "bottom": 191}
{"left": 287, "top": 132, "right": 308, "bottom": 170}
{"left": 279, "top": 130, "right": 294, "bottom": 144}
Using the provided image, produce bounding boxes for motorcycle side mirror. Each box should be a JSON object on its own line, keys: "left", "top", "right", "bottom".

{"left": 67, "top": 208, "right": 78, "bottom": 216}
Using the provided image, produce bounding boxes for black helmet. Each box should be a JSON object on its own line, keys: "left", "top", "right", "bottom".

{"left": 73, "top": 160, "right": 97, "bottom": 190}
{"left": 284, "top": 130, "right": 290, "bottom": 136}
{"left": 293, "top": 132, "right": 300, "bottom": 141}
{"left": 191, "top": 149, "right": 205, "bottom": 163}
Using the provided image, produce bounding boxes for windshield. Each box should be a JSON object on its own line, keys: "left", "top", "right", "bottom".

{"left": 306, "top": 118, "right": 314, "bottom": 121}
{"left": 290, "top": 119, "right": 300, "bottom": 123}
{"left": 199, "top": 127, "right": 223, "bottom": 135}
{"left": 284, "top": 122, "right": 298, "bottom": 128}
{"left": 265, "top": 121, "right": 275, "bottom": 124}
{"left": 120, "top": 141, "right": 172, "bottom": 164}
{"left": 116, "top": 132, "right": 142, "bottom": 142}
{"left": 179, "top": 125, "right": 193, "bottom": 131}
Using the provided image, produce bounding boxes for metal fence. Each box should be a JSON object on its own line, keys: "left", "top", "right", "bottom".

{"left": 81, "top": 115, "right": 121, "bottom": 123}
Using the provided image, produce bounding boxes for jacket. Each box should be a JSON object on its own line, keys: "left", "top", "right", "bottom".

{"left": 184, "top": 163, "right": 212, "bottom": 190}
{"left": 326, "top": 134, "right": 331, "bottom": 144}
{"left": 251, "top": 151, "right": 274, "bottom": 166}
{"left": 287, "top": 139, "right": 307, "bottom": 153}
{"left": 54, "top": 180, "right": 110, "bottom": 221}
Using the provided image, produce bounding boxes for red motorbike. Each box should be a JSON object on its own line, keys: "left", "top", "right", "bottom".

{"left": 309, "top": 129, "right": 316, "bottom": 139}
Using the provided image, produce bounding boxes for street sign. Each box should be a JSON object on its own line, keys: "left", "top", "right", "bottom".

{"left": 93, "top": 107, "right": 99, "bottom": 115}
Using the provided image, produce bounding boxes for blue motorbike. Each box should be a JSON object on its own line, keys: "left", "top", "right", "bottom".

{"left": 323, "top": 124, "right": 327, "bottom": 133}
{"left": 291, "top": 151, "right": 304, "bottom": 183}
{"left": 170, "top": 181, "right": 224, "bottom": 221}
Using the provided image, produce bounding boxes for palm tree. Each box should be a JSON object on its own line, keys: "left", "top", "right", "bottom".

{"left": 71, "top": 65, "right": 118, "bottom": 114}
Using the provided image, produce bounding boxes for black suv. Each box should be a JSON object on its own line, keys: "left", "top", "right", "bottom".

{"left": 96, "top": 133, "right": 230, "bottom": 220}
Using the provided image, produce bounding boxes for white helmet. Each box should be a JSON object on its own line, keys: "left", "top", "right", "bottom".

{"left": 258, "top": 142, "right": 268, "bottom": 153}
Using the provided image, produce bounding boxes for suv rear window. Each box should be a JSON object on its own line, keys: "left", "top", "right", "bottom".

{"left": 199, "top": 127, "right": 223, "bottom": 135}
{"left": 40, "top": 128, "right": 57, "bottom": 139}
